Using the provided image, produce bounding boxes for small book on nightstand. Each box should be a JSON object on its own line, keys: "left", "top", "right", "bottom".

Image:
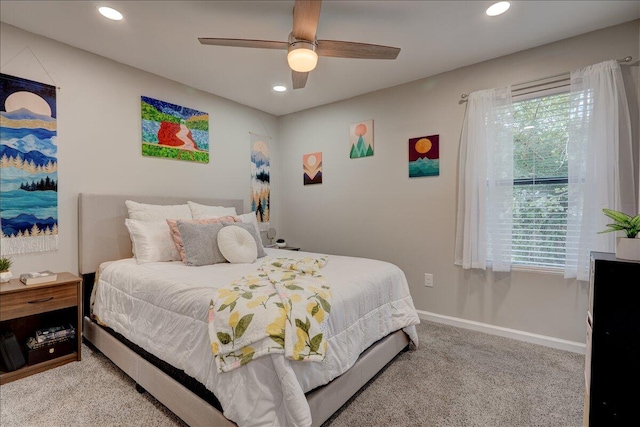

{"left": 19, "top": 270, "right": 57, "bottom": 285}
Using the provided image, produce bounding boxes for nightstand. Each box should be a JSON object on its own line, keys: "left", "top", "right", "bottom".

{"left": 0, "top": 272, "right": 82, "bottom": 384}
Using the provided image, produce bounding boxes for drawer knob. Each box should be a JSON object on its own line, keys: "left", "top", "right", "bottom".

{"left": 27, "top": 297, "right": 54, "bottom": 304}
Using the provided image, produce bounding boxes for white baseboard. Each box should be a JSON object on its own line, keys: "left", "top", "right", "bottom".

{"left": 416, "top": 310, "right": 586, "bottom": 355}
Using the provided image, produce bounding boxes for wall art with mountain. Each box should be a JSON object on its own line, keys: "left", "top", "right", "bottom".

{"left": 350, "top": 120, "right": 374, "bottom": 159}
{"left": 303, "top": 152, "right": 322, "bottom": 185}
{"left": 250, "top": 134, "right": 270, "bottom": 229}
{"left": 0, "top": 73, "right": 58, "bottom": 255}
{"left": 409, "top": 134, "right": 440, "bottom": 178}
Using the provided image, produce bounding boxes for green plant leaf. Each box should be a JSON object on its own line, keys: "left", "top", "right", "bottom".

{"left": 234, "top": 314, "right": 254, "bottom": 339}
{"left": 217, "top": 332, "right": 232, "bottom": 345}
{"left": 601, "top": 223, "right": 627, "bottom": 232}
{"left": 600, "top": 209, "right": 640, "bottom": 237}
{"left": 603, "top": 208, "right": 632, "bottom": 224}
{"left": 309, "top": 333, "right": 323, "bottom": 352}
{"left": 270, "top": 334, "right": 285, "bottom": 348}
{"left": 240, "top": 352, "right": 255, "bottom": 366}
{"left": 0, "top": 257, "right": 12, "bottom": 271}
{"left": 317, "top": 296, "right": 331, "bottom": 313}
{"left": 296, "top": 318, "right": 309, "bottom": 334}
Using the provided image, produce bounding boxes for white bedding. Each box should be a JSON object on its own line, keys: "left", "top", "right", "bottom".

{"left": 92, "top": 248, "right": 420, "bottom": 427}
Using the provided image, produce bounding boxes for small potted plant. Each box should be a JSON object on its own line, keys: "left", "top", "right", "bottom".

{"left": 599, "top": 208, "right": 640, "bottom": 261}
{"left": 0, "top": 256, "right": 13, "bottom": 283}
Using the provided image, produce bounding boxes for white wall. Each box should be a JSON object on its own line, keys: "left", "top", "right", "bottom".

{"left": 0, "top": 23, "right": 280, "bottom": 276}
{"left": 277, "top": 20, "right": 640, "bottom": 343}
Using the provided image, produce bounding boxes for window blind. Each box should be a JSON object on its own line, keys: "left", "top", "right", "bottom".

{"left": 509, "top": 91, "right": 575, "bottom": 268}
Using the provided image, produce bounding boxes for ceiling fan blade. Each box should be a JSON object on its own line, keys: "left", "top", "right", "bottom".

{"left": 316, "top": 40, "right": 400, "bottom": 60}
{"left": 198, "top": 38, "right": 288, "bottom": 50}
{"left": 292, "top": 0, "right": 322, "bottom": 41}
{"left": 292, "top": 71, "right": 309, "bottom": 89}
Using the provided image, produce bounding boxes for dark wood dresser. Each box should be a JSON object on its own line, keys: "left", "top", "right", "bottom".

{"left": 584, "top": 251, "right": 640, "bottom": 426}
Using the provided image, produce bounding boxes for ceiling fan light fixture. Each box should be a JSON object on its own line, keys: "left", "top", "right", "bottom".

{"left": 287, "top": 42, "right": 318, "bottom": 73}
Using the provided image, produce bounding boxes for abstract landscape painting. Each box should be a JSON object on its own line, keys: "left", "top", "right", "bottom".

{"left": 409, "top": 134, "right": 440, "bottom": 178}
{"left": 303, "top": 152, "right": 322, "bottom": 185}
{"left": 250, "top": 133, "right": 270, "bottom": 229}
{"left": 141, "top": 96, "right": 209, "bottom": 163}
{"left": 0, "top": 73, "right": 58, "bottom": 255}
{"left": 349, "top": 120, "right": 374, "bottom": 159}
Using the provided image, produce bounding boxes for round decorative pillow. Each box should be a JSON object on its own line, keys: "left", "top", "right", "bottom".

{"left": 217, "top": 225, "right": 258, "bottom": 264}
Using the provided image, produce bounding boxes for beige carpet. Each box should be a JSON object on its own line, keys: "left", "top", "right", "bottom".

{"left": 0, "top": 321, "right": 584, "bottom": 426}
{"left": 0, "top": 342, "right": 186, "bottom": 427}
{"left": 325, "top": 321, "right": 585, "bottom": 426}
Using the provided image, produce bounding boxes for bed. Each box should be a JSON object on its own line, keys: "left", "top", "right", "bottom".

{"left": 78, "top": 193, "right": 420, "bottom": 427}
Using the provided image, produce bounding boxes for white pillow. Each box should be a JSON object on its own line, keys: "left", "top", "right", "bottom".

{"left": 236, "top": 212, "right": 263, "bottom": 242}
{"left": 217, "top": 226, "right": 258, "bottom": 264}
{"left": 188, "top": 201, "right": 237, "bottom": 219}
{"left": 124, "top": 219, "right": 181, "bottom": 264}
{"left": 126, "top": 200, "right": 192, "bottom": 221}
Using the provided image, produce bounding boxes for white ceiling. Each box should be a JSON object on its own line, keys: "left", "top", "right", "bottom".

{"left": 1, "top": 1, "right": 638, "bottom": 116}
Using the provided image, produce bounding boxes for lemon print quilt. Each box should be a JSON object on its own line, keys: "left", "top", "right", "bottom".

{"left": 208, "top": 256, "right": 331, "bottom": 373}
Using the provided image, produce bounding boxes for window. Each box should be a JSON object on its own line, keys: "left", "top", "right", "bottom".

{"left": 510, "top": 90, "right": 571, "bottom": 268}
{"left": 457, "top": 61, "right": 632, "bottom": 278}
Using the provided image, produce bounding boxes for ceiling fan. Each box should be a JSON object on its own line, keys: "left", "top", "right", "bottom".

{"left": 198, "top": 0, "right": 401, "bottom": 89}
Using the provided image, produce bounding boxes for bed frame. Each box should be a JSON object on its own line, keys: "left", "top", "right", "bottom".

{"left": 78, "top": 193, "right": 410, "bottom": 427}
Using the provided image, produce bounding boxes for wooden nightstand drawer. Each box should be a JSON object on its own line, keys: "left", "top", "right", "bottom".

{"left": 0, "top": 283, "right": 77, "bottom": 321}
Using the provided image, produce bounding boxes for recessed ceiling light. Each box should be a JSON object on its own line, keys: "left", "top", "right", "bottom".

{"left": 486, "top": 1, "right": 511, "bottom": 17}
{"left": 273, "top": 85, "right": 287, "bottom": 92}
{"left": 98, "top": 6, "right": 124, "bottom": 21}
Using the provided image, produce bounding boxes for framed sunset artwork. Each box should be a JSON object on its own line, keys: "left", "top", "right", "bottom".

{"left": 349, "top": 120, "right": 373, "bottom": 158}
{"left": 303, "top": 152, "right": 322, "bottom": 185}
{"left": 409, "top": 134, "right": 439, "bottom": 177}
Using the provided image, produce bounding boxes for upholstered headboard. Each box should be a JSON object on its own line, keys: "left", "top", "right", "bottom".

{"left": 78, "top": 193, "right": 245, "bottom": 274}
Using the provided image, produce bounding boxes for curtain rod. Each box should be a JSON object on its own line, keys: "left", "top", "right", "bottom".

{"left": 458, "top": 56, "right": 633, "bottom": 103}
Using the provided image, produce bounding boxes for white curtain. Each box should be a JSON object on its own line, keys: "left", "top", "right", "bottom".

{"left": 565, "top": 60, "right": 636, "bottom": 280}
{"left": 454, "top": 87, "right": 514, "bottom": 271}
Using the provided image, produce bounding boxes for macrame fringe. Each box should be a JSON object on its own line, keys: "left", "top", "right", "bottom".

{"left": 1, "top": 235, "right": 58, "bottom": 256}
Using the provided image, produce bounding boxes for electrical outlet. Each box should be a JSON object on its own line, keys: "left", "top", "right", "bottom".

{"left": 424, "top": 273, "right": 434, "bottom": 287}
